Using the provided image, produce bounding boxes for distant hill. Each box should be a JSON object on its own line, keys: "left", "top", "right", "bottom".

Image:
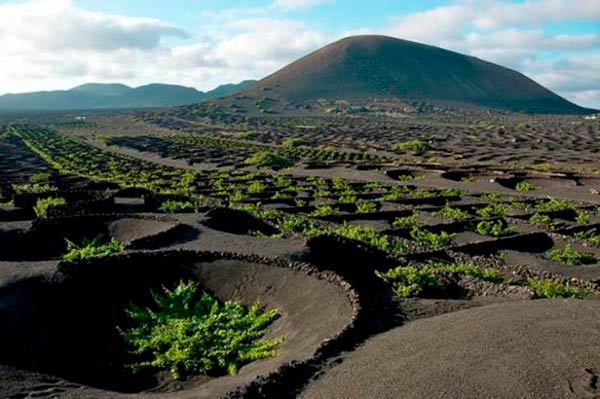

{"left": 232, "top": 35, "right": 592, "bottom": 114}
{"left": 0, "top": 80, "right": 256, "bottom": 111}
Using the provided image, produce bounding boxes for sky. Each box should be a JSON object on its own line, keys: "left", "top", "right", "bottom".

{"left": 0, "top": 0, "right": 598, "bottom": 108}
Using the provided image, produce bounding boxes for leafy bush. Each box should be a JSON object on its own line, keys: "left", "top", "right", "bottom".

{"left": 474, "top": 220, "right": 514, "bottom": 237}
{"left": 529, "top": 212, "right": 553, "bottom": 225}
{"left": 355, "top": 200, "right": 377, "bottom": 213}
{"left": 159, "top": 200, "right": 195, "bottom": 213}
{"left": 247, "top": 181, "right": 266, "bottom": 194}
{"left": 535, "top": 199, "right": 572, "bottom": 212}
{"left": 33, "top": 197, "right": 66, "bottom": 218}
{"left": 430, "top": 261, "right": 503, "bottom": 283}
{"left": 282, "top": 137, "right": 309, "bottom": 147}
{"left": 376, "top": 261, "right": 502, "bottom": 298}
{"left": 278, "top": 214, "right": 323, "bottom": 236}
{"left": 476, "top": 204, "right": 506, "bottom": 219}
{"left": 310, "top": 205, "right": 340, "bottom": 217}
{"left": 393, "top": 215, "right": 421, "bottom": 228}
{"left": 574, "top": 229, "right": 600, "bottom": 245}
{"left": 62, "top": 236, "right": 125, "bottom": 260}
{"left": 515, "top": 181, "right": 538, "bottom": 191}
{"left": 334, "top": 223, "right": 406, "bottom": 254}
{"left": 575, "top": 212, "right": 590, "bottom": 225}
{"left": 393, "top": 140, "right": 433, "bottom": 155}
{"left": 245, "top": 151, "right": 292, "bottom": 169}
{"left": 527, "top": 278, "right": 590, "bottom": 299}
{"left": 409, "top": 226, "right": 455, "bottom": 249}
{"left": 436, "top": 204, "right": 469, "bottom": 221}
{"left": 548, "top": 244, "right": 596, "bottom": 265}
{"left": 13, "top": 183, "right": 57, "bottom": 194}
{"left": 121, "top": 281, "right": 282, "bottom": 379}
{"left": 439, "top": 188, "right": 461, "bottom": 197}
{"left": 29, "top": 172, "right": 51, "bottom": 183}
{"left": 376, "top": 265, "right": 440, "bottom": 297}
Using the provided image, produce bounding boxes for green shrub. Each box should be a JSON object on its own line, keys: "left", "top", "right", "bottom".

{"left": 334, "top": 223, "right": 406, "bottom": 254}
{"left": 62, "top": 236, "right": 125, "bottom": 260}
{"left": 439, "top": 188, "right": 461, "bottom": 197}
{"left": 121, "top": 281, "right": 283, "bottom": 379}
{"left": 13, "top": 183, "right": 57, "bottom": 194}
{"left": 282, "top": 137, "right": 309, "bottom": 147}
{"left": 33, "top": 197, "right": 66, "bottom": 218}
{"left": 310, "top": 205, "right": 340, "bottom": 217}
{"left": 355, "top": 200, "right": 377, "bottom": 213}
{"left": 376, "top": 265, "right": 440, "bottom": 297}
{"left": 529, "top": 212, "right": 553, "bottom": 225}
{"left": 429, "top": 260, "right": 503, "bottom": 283}
{"left": 436, "top": 204, "right": 469, "bottom": 221}
{"left": 245, "top": 151, "right": 292, "bottom": 169}
{"left": 515, "top": 181, "right": 538, "bottom": 191}
{"left": 159, "top": 200, "right": 195, "bottom": 213}
{"left": 575, "top": 212, "right": 590, "bottom": 225}
{"left": 376, "top": 261, "right": 502, "bottom": 298}
{"left": 247, "top": 181, "right": 266, "bottom": 194}
{"left": 393, "top": 140, "right": 433, "bottom": 155}
{"left": 548, "top": 244, "right": 596, "bottom": 265}
{"left": 476, "top": 204, "right": 506, "bottom": 219}
{"left": 574, "top": 229, "right": 600, "bottom": 245}
{"left": 278, "top": 214, "right": 322, "bottom": 236}
{"left": 527, "top": 278, "right": 590, "bottom": 299}
{"left": 474, "top": 220, "right": 514, "bottom": 237}
{"left": 29, "top": 172, "right": 51, "bottom": 183}
{"left": 409, "top": 226, "right": 455, "bottom": 249}
{"left": 393, "top": 215, "right": 421, "bottom": 229}
{"left": 535, "top": 199, "right": 572, "bottom": 212}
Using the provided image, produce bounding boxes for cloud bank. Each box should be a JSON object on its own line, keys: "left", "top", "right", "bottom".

{"left": 0, "top": 0, "right": 598, "bottom": 108}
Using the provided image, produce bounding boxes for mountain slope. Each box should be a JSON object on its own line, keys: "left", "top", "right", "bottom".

{"left": 0, "top": 80, "right": 256, "bottom": 111}
{"left": 237, "top": 35, "right": 590, "bottom": 114}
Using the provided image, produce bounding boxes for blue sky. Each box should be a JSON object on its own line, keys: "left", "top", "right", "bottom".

{"left": 0, "top": 0, "right": 598, "bottom": 107}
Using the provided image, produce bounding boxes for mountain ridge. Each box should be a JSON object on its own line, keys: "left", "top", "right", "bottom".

{"left": 0, "top": 80, "right": 257, "bottom": 111}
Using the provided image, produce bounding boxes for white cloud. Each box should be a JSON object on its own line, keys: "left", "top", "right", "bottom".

{"left": 0, "top": 0, "right": 328, "bottom": 95}
{"left": 271, "top": 0, "right": 331, "bottom": 10}
{"left": 473, "top": 0, "right": 600, "bottom": 29}
{"left": 0, "top": 0, "right": 188, "bottom": 52}
{"left": 382, "top": 1, "right": 600, "bottom": 108}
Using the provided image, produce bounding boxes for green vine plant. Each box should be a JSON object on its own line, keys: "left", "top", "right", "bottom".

{"left": 120, "top": 281, "right": 283, "bottom": 379}
{"left": 62, "top": 236, "right": 125, "bottom": 260}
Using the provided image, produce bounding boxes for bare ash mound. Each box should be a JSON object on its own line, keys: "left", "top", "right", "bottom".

{"left": 0, "top": 251, "right": 357, "bottom": 399}
{"left": 301, "top": 299, "right": 600, "bottom": 399}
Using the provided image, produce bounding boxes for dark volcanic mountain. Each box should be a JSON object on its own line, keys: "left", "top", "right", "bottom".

{"left": 0, "top": 80, "right": 256, "bottom": 111}
{"left": 238, "top": 35, "right": 590, "bottom": 114}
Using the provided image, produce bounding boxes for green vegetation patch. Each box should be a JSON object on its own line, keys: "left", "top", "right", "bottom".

{"left": 515, "top": 181, "right": 538, "bottom": 192}
{"left": 575, "top": 229, "right": 600, "bottom": 245}
{"left": 159, "top": 200, "right": 195, "bottom": 213}
{"left": 548, "top": 244, "right": 596, "bottom": 266}
{"left": 527, "top": 278, "right": 590, "bottom": 299}
{"left": 282, "top": 137, "right": 309, "bottom": 147}
{"left": 436, "top": 204, "right": 469, "bottom": 221}
{"left": 33, "top": 197, "right": 66, "bottom": 218}
{"left": 13, "top": 183, "right": 57, "bottom": 194}
{"left": 62, "top": 236, "right": 125, "bottom": 261}
{"left": 121, "top": 281, "right": 283, "bottom": 379}
{"left": 535, "top": 199, "right": 572, "bottom": 212}
{"left": 393, "top": 140, "right": 433, "bottom": 155}
{"left": 476, "top": 204, "right": 506, "bottom": 219}
{"left": 376, "top": 261, "right": 503, "bottom": 298}
{"left": 474, "top": 220, "right": 514, "bottom": 237}
{"left": 409, "top": 226, "right": 455, "bottom": 250}
{"left": 245, "top": 151, "right": 293, "bottom": 169}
